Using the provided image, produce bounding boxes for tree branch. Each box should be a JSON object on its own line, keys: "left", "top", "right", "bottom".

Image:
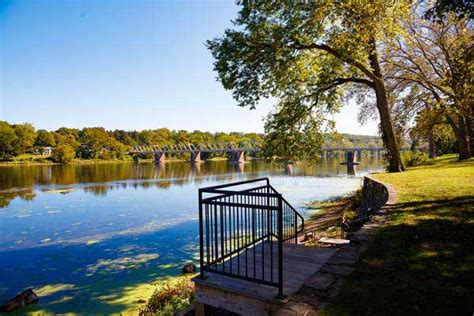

{"left": 289, "top": 42, "right": 378, "bottom": 83}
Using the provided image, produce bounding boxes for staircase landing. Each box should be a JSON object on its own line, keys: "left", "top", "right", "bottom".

{"left": 193, "top": 242, "right": 336, "bottom": 316}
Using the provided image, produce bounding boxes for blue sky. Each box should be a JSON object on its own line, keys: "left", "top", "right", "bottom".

{"left": 0, "top": 0, "right": 377, "bottom": 135}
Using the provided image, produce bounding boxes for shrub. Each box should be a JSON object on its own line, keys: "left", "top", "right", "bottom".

{"left": 52, "top": 144, "right": 76, "bottom": 163}
{"left": 33, "top": 157, "right": 50, "bottom": 163}
{"left": 140, "top": 276, "right": 195, "bottom": 316}
{"left": 350, "top": 187, "right": 363, "bottom": 209}
{"left": 401, "top": 151, "right": 432, "bottom": 167}
{"left": 98, "top": 150, "right": 112, "bottom": 160}
{"left": 343, "top": 210, "right": 358, "bottom": 220}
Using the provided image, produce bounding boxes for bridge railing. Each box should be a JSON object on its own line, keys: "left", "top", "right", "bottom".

{"left": 128, "top": 142, "right": 389, "bottom": 155}
{"left": 130, "top": 141, "right": 261, "bottom": 154}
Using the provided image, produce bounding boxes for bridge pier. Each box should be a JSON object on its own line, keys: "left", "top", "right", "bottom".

{"left": 344, "top": 150, "right": 358, "bottom": 165}
{"left": 346, "top": 164, "right": 356, "bottom": 176}
{"left": 356, "top": 149, "right": 362, "bottom": 160}
{"left": 154, "top": 152, "right": 166, "bottom": 163}
{"left": 233, "top": 151, "right": 245, "bottom": 163}
{"left": 190, "top": 151, "right": 203, "bottom": 163}
{"left": 191, "top": 161, "right": 202, "bottom": 174}
{"left": 234, "top": 162, "right": 245, "bottom": 173}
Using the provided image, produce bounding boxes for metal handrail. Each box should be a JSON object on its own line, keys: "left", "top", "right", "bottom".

{"left": 198, "top": 178, "right": 304, "bottom": 298}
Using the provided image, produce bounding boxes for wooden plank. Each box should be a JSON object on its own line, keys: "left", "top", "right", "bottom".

{"left": 319, "top": 237, "right": 350, "bottom": 245}
{"left": 258, "top": 241, "right": 338, "bottom": 260}
{"left": 230, "top": 243, "right": 336, "bottom": 267}
{"left": 194, "top": 242, "right": 339, "bottom": 311}
{"left": 194, "top": 273, "right": 283, "bottom": 304}
{"left": 209, "top": 243, "right": 334, "bottom": 296}
{"left": 215, "top": 264, "right": 308, "bottom": 294}
{"left": 220, "top": 251, "right": 324, "bottom": 276}
{"left": 194, "top": 282, "right": 281, "bottom": 316}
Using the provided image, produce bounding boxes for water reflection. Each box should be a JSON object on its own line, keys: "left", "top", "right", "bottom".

{"left": 0, "top": 157, "right": 381, "bottom": 206}
{"left": 347, "top": 164, "right": 356, "bottom": 176}
{"left": 0, "top": 156, "right": 382, "bottom": 207}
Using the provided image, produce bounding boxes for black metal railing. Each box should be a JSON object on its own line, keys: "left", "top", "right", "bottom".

{"left": 198, "top": 178, "right": 304, "bottom": 298}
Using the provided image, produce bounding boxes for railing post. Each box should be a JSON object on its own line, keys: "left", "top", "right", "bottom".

{"left": 294, "top": 208, "right": 298, "bottom": 244}
{"left": 277, "top": 193, "right": 284, "bottom": 299}
{"left": 198, "top": 189, "right": 205, "bottom": 279}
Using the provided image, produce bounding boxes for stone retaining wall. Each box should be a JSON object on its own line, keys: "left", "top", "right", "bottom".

{"left": 358, "top": 175, "right": 397, "bottom": 218}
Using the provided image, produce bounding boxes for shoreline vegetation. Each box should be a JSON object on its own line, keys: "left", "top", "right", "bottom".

{"left": 304, "top": 196, "right": 355, "bottom": 239}
{"left": 139, "top": 275, "right": 195, "bottom": 316}
{"left": 0, "top": 120, "right": 383, "bottom": 165}
{"left": 0, "top": 154, "right": 255, "bottom": 166}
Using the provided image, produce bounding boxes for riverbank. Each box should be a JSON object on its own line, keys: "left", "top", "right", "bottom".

{"left": 0, "top": 155, "right": 259, "bottom": 166}
{"left": 0, "top": 154, "right": 134, "bottom": 166}
{"left": 321, "top": 154, "right": 474, "bottom": 314}
{"left": 303, "top": 194, "right": 360, "bottom": 241}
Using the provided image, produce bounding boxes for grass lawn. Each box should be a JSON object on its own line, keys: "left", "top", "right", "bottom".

{"left": 322, "top": 154, "right": 474, "bottom": 315}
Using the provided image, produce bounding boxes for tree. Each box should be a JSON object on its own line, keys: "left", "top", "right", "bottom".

{"left": 207, "top": 1, "right": 409, "bottom": 171}
{"left": 154, "top": 128, "right": 172, "bottom": 145}
{"left": 35, "top": 129, "right": 56, "bottom": 148}
{"left": 410, "top": 107, "right": 456, "bottom": 158}
{"left": 263, "top": 107, "right": 323, "bottom": 163}
{"left": 112, "top": 130, "right": 136, "bottom": 146}
{"left": 137, "top": 129, "right": 155, "bottom": 145}
{"left": 383, "top": 11, "right": 473, "bottom": 159}
{"left": 79, "top": 127, "right": 116, "bottom": 158}
{"left": 425, "top": 0, "right": 474, "bottom": 21}
{"left": 56, "top": 127, "right": 79, "bottom": 139}
{"left": 0, "top": 121, "right": 18, "bottom": 159}
{"left": 13, "top": 123, "right": 36, "bottom": 154}
{"left": 52, "top": 143, "right": 76, "bottom": 163}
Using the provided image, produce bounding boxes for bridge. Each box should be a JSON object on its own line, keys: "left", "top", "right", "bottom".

{"left": 130, "top": 142, "right": 260, "bottom": 163}
{"left": 129, "top": 142, "right": 385, "bottom": 163}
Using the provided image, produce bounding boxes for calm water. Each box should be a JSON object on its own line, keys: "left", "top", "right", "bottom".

{"left": 0, "top": 157, "right": 383, "bottom": 313}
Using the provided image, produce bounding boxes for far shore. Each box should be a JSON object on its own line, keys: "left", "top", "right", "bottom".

{"left": 0, "top": 156, "right": 263, "bottom": 167}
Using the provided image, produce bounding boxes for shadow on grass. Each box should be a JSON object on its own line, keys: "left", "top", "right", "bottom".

{"left": 324, "top": 196, "right": 474, "bottom": 315}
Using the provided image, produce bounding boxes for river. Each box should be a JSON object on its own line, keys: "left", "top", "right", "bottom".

{"left": 0, "top": 156, "right": 383, "bottom": 313}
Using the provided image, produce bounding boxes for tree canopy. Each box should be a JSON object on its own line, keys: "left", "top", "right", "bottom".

{"left": 383, "top": 10, "right": 473, "bottom": 159}
{"left": 207, "top": 0, "right": 413, "bottom": 171}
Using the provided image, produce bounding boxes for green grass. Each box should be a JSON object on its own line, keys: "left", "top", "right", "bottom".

{"left": 0, "top": 153, "right": 53, "bottom": 164}
{"left": 322, "top": 154, "right": 474, "bottom": 315}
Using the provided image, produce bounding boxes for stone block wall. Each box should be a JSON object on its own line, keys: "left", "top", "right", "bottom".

{"left": 358, "top": 175, "right": 397, "bottom": 218}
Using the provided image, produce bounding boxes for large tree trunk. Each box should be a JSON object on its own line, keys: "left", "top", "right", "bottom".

{"left": 368, "top": 48, "right": 404, "bottom": 172}
{"left": 468, "top": 116, "right": 474, "bottom": 158}
{"left": 446, "top": 114, "right": 471, "bottom": 160}
{"left": 373, "top": 80, "right": 405, "bottom": 172}
{"left": 428, "top": 130, "right": 436, "bottom": 159}
{"left": 454, "top": 127, "right": 471, "bottom": 160}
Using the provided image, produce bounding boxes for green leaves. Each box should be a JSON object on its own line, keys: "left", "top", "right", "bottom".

{"left": 207, "top": 1, "right": 412, "bottom": 163}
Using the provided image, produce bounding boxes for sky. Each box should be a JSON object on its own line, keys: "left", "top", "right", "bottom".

{"left": 0, "top": 0, "right": 378, "bottom": 135}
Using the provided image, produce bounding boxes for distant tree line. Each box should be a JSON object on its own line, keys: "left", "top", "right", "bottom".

{"left": 0, "top": 121, "right": 387, "bottom": 164}
{"left": 0, "top": 122, "right": 265, "bottom": 163}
